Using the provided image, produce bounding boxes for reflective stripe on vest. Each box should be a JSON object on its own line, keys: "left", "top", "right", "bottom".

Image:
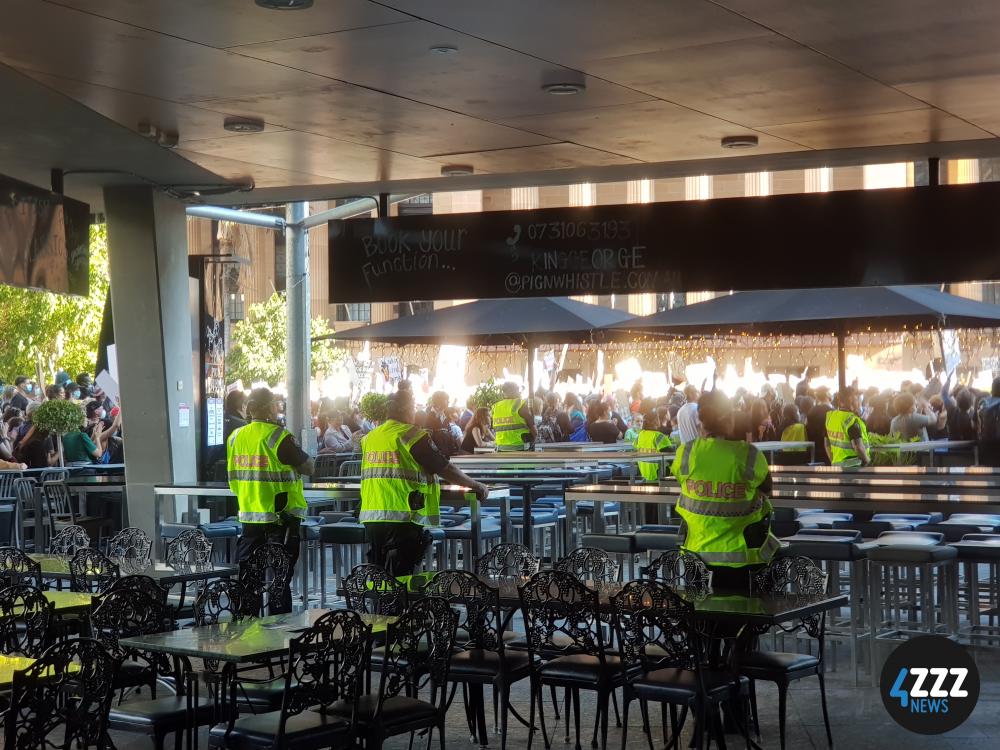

{"left": 229, "top": 469, "right": 297, "bottom": 483}
{"left": 825, "top": 410, "right": 869, "bottom": 464}
{"left": 677, "top": 494, "right": 764, "bottom": 518}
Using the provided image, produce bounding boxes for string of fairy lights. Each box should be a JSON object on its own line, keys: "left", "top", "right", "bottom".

{"left": 333, "top": 327, "right": 1000, "bottom": 384}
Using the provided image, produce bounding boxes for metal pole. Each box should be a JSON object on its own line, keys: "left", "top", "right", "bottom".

{"left": 286, "top": 202, "right": 314, "bottom": 453}
{"left": 836, "top": 329, "right": 848, "bottom": 393}
{"left": 527, "top": 345, "right": 536, "bottom": 410}
{"left": 186, "top": 205, "right": 285, "bottom": 229}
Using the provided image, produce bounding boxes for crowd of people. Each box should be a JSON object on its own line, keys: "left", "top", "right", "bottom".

{"left": 272, "top": 369, "right": 1000, "bottom": 466}
{"left": 0, "top": 372, "right": 123, "bottom": 469}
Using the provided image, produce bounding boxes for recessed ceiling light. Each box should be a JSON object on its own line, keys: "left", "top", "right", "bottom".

{"left": 224, "top": 116, "right": 266, "bottom": 133}
{"left": 542, "top": 82, "right": 586, "bottom": 95}
{"left": 255, "top": 0, "right": 313, "bottom": 9}
{"left": 441, "top": 164, "right": 474, "bottom": 177}
{"left": 429, "top": 45, "right": 458, "bottom": 55}
{"left": 721, "top": 134, "right": 759, "bottom": 149}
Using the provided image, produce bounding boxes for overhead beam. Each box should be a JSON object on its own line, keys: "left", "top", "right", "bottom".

{"left": 209, "top": 136, "right": 1000, "bottom": 207}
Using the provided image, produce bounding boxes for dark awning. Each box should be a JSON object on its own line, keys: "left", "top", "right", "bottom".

{"left": 321, "top": 296, "right": 634, "bottom": 346}
{"left": 602, "top": 286, "right": 1000, "bottom": 338}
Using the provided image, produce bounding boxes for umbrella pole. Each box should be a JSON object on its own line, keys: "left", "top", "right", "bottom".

{"left": 527, "top": 345, "right": 536, "bottom": 409}
{"left": 836, "top": 329, "right": 848, "bottom": 393}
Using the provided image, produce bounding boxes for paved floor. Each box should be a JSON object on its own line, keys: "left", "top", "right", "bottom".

{"left": 108, "top": 638, "right": 1000, "bottom": 750}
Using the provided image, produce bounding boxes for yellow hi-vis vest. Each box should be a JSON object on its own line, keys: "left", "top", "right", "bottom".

{"left": 825, "top": 410, "right": 870, "bottom": 466}
{"left": 227, "top": 421, "right": 307, "bottom": 524}
{"left": 636, "top": 430, "right": 673, "bottom": 482}
{"left": 359, "top": 420, "right": 441, "bottom": 527}
{"left": 671, "top": 438, "right": 779, "bottom": 568}
{"left": 780, "top": 422, "right": 808, "bottom": 452}
{"left": 491, "top": 398, "right": 529, "bottom": 450}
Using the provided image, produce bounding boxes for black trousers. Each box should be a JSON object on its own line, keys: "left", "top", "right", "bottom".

{"left": 365, "top": 522, "right": 430, "bottom": 578}
{"left": 237, "top": 521, "right": 300, "bottom": 614}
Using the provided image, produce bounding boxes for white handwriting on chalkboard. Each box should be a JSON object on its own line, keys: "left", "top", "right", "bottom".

{"left": 362, "top": 228, "right": 467, "bottom": 258}
{"left": 529, "top": 246, "right": 646, "bottom": 273}
{"left": 524, "top": 220, "right": 632, "bottom": 242}
{"left": 505, "top": 269, "right": 659, "bottom": 295}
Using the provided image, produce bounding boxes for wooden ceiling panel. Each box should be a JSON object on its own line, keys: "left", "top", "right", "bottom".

{"left": 231, "top": 21, "right": 654, "bottom": 120}
{"left": 502, "top": 101, "right": 807, "bottom": 162}
{"left": 760, "top": 109, "right": 993, "bottom": 150}
{"left": 51, "top": 0, "right": 410, "bottom": 47}
{"left": 180, "top": 130, "right": 444, "bottom": 183}
{"left": 380, "top": 0, "right": 768, "bottom": 66}
{"left": 196, "top": 85, "right": 555, "bottom": 158}
{"left": 173, "top": 150, "right": 339, "bottom": 189}
{"left": 587, "top": 36, "right": 925, "bottom": 127}
{"left": 897, "top": 76, "right": 1000, "bottom": 136}
{"left": 0, "top": 0, "right": 328, "bottom": 103}
{"left": 422, "top": 143, "right": 638, "bottom": 175}
{"left": 23, "top": 71, "right": 289, "bottom": 144}
{"left": 715, "top": 0, "right": 1000, "bottom": 86}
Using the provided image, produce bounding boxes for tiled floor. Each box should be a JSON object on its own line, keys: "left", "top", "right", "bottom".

{"left": 109, "top": 638, "right": 1000, "bottom": 750}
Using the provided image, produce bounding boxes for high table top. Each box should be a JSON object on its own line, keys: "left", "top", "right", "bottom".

{"left": 65, "top": 475, "right": 126, "bottom": 487}
{"left": 119, "top": 609, "right": 394, "bottom": 663}
{"left": 403, "top": 573, "right": 846, "bottom": 626}
{"left": 871, "top": 439, "right": 977, "bottom": 452}
{"left": 29, "top": 554, "right": 239, "bottom": 583}
{"left": 153, "top": 481, "right": 508, "bottom": 501}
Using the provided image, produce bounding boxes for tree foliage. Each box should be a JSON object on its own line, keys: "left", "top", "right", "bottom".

{"left": 0, "top": 224, "right": 110, "bottom": 384}
{"left": 33, "top": 399, "right": 86, "bottom": 435}
{"left": 470, "top": 379, "right": 505, "bottom": 409}
{"left": 226, "top": 291, "right": 345, "bottom": 387}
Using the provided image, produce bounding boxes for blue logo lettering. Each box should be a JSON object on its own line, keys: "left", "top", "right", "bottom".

{"left": 890, "top": 668, "right": 909, "bottom": 708}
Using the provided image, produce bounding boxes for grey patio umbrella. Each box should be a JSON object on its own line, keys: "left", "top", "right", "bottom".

{"left": 319, "top": 296, "right": 634, "bottom": 402}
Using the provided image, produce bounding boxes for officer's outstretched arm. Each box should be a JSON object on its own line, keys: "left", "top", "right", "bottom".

{"left": 438, "top": 463, "right": 489, "bottom": 501}
{"left": 852, "top": 438, "right": 871, "bottom": 466}
{"left": 296, "top": 457, "right": 315, "bottom": 477}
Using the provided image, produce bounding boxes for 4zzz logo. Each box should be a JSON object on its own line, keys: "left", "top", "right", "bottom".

{"left": 880, "top": 636, "right": 980, "bottom": 734}
{"left": 887, "top": 666, "right": 970, "bottom": 712}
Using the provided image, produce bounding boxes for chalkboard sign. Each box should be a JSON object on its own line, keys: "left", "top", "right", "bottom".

{"left": 329, "top": 182, "right": 1000, "bottom": 303}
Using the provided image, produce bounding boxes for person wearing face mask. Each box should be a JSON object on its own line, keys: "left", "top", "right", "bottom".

{"left": 66, "top": 384, "right": 83, "bottom": 401}
{"left": 9, "top": 377, "right": 34, "bottom": 412}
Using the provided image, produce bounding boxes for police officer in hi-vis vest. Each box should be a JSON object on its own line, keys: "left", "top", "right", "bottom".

{"left": 490, "top": 381, "right": 536, "bottom": 451}
{"left": 361, "top": 389, "right": 488, "bottom": 578}
{"left": 824, "top": 387, "right": 871, "bottom": 467}
{"left": 635, "top": 408, "right": 674, "bottom": 482}
{"left": 671, "top": 390, "right": 779, "bottom": 589}
{"left": 227, "top": 387, "right": 313, "bottom": 612}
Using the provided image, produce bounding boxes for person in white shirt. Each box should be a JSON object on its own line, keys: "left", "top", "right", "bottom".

{"left": 322, "top": 411, "right": 353, "bottom": 453}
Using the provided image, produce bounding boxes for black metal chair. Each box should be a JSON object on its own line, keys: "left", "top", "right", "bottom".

{"left": 475, "top": 542, "right": 540, "bottom": 581}
{"left": 647, "top": 549, "right": 714, "bottom": 591}
{"left": 211, "top": 609, "right": 370, "bottom": 750}
{"left": 109, "top": 574, "right": 170, "bottom": 605}
{"left": 239, "top": 543, "right": 293, "bottom": 616}
{"left": 165, "top": 527, "right": 214, "bottom": 566}
{"left": 0, "top": 584, "right": 52, "bottom": 657}
{"left": 70, "top": 546, "right": 120, "bottom": 593}
{"left": 107, "top": 526, "right": 153, "bottom": 563}
{"left": 343, "top": 563, "right": 408, "bottom": 616}
{"left": 89, "top": 587, "right": 176, "bottom": 695}
{"left": 13, "top": 477, "right": 40, "bottom": 550}
{"left": 42, "top": 479, "right": 108, "bottom": 544}
{"left": 743, "top": 556, "right": 832, "bottom": 750}
{"left": 613, "top": 578, "right": 748, "bottom": 750}
{"left": 5, "top": 637, "right": 117, "bottom": 750}
{"left": 554, "top": 546, "right": 621, "bottom": 583}
{"left": 0, "top": 546, "right": 43, "bottom": 589}
{"left": 427, "top": 569, "right": 531, "bottom": 750}
{"left": 519, "top": 570, "right": 622, "bottom": 750}
{"left": 48, "top": 524, "right": 92, "bottom": 556}
{"left": 325, "top": 596, "right": 457, "bottom": 750}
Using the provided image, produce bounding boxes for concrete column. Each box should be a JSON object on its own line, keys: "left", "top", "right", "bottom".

{"left": 285, "top": 202, "right": 314, "bottom": 452}
{"left": 104, "top": 187, "right": 197, "bottom": 541}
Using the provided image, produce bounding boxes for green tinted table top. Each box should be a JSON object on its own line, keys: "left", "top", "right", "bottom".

{"left": 28, "top": 555, "right": 239, "bottom": 584}
{"left": 119, "top": 609, "right": 394, "bottom": 664}
{"left": 0, "top": 655, "right": 36, "bottom": 690}
{"left": 44, "top": 590, "right": 94, "bottom": 614}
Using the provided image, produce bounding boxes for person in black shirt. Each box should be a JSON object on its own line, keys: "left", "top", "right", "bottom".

{"left": 223, "top": 390, "right": 248, "bottom": 445}
{"left": 806, "top": 386, "right": 833, "bottom": 465}
{"left": 586, "top": 400, "right": 622, "bottom": 444}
